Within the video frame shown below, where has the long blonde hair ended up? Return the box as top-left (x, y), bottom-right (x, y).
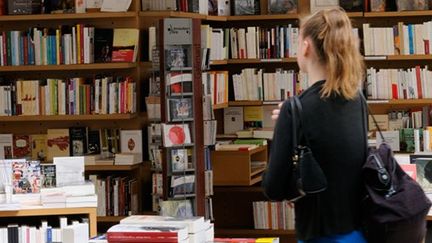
top-left (300, 8), bottom-right (364, 100)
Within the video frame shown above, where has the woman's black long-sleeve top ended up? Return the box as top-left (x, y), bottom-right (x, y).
top-left (262, 80), bottom-right (366, 241)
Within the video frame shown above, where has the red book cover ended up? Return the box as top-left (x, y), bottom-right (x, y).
top-left (400, 164), bottom-right (417, 180)
top-left (425, 40), bottom-right (430, 55)
top-left (391, 83), bottom-right (398, 99)
top-left (80, 25), bottom-right (84, 64)
top-left (415, 66), bottom-right (423, 99)
top-left (213, 72), bottom-right (217, 105)
top-left (107, 224), bottom-right (187, 242)
top-left (86, 85), bottom-right (91, 115)
top-left (13, 135), bottom-right (31, 159)
top-left (23, 34), bottom-right (28, 65)
top-left (2, 31), bottom-right (7, 65)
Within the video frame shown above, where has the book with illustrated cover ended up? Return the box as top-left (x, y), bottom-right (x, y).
top-left (168, 98), bottom-right (193, 121)
top-left (13, 135), bottom-right (31, 159)
top-left (41, 164), bottom-right (56, 188)
top-left (268, 0), bottom-right (297, 14)
top-left (120, 130), bottom-right (143, 155)
top-left (414, 157), bottom-right (432, 192)
top-left (87, 130), bottom-right (101, 155)
top-left (111, 28), bottom-right (139, 62)
top-left (165, 47), bottom-right (190, 69)
top-left (160, 199), bottom-right (194, 218)
top-left (12, 160), bottom-right (41, 193)
top-left (167, 73), bottom-right (193, 95)
top-left (94, 28), bottom-right (114, 63)
top-left (170, 175), bottom-right (195, 197)
top-left (69, 127), bottom-right (87, 156)
top-left (0, 134), bottom-right (13, 159)
top-left (162, 124), bottom-right (192, 147)
top-left (339, 0), bottom-right (363, 12)
top-left (232, 0), bottom-right (260, 15)
top-left (170, 149), bottom-right (191, 172)
top-left (31, 134), bottom-right (47, 162)
top-left (47, 129), bottom-right (70, 162)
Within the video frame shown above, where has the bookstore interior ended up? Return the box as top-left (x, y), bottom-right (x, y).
top-left (1, 0), bottom-right (432, 242)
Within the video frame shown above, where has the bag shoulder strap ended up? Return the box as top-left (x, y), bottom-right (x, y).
top-left (359, 92), bottom-right (384, 141)
top-left (290, 98), bottom-right (298, 152)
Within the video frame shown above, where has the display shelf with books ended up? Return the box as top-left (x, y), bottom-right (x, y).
top-left (0, 207), bottom-right (97, 237)
top-left (0, 12), bottom-right (138, 22)
top-left (158, 17), bottom-right (208, 218)
top-left (0, 114), bottom-right (137, 122)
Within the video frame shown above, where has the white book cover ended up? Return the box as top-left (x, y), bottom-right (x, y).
top-left (223, 107), bottom-right (244, 134)
top-left (53, 157), bottom-right (85, 187)
top-left (162, 124), bottom-right (192, 147)
top-left (376, 130), bottom-right (400, 151)
top-left (0, 134), bottom-right (13, 159)
top-left (62, 223), bottom-right (89, 243)
top-left (120, 130), bottom-right (143, 154)
top-left (101, 0), bottom-right (132, 12)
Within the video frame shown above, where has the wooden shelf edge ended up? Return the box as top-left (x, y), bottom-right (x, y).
top-left (0, 207), bottom-right (96, 217)
top-left (0, 113), bottom-right (137, 122)
top-left (0, 63), bottom-right (137, 72)
top-left (85, 162), bottom-right (144, 172)
top-left (227, 14), bottom-right (298, 21)
top-left (0, 12), bottom-right (137, 21)
top-left (213, 103), bottom-right (229, 110)
top-left (97, 216), bottom-right (127, 223)
top-left (367, 99), bottom-right (432, 105)
top-left (364, 10), bottom-right (432, 17)
top-left (229, 101), bottom-right (263, 106)
top-left (215, 228), bottom-right (296, 236)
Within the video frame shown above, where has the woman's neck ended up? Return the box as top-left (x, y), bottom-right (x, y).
top-left (307, 63), bottom-right (327, 87)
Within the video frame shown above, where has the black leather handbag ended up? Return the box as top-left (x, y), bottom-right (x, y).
top-left (286, 96), bottom-right (328, 202)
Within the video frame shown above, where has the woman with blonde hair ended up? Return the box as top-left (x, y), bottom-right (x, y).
top-left (262, 7), bottom-right (426, 243)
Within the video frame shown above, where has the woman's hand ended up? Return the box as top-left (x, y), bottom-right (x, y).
top-left (271, 102), bottom-right (283, 120)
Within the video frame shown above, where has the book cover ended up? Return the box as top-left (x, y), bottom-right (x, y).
top-left (41, 164), bottom-right (56, 188)
top-left (0, 159), bottom-right (15, 193)
top-left (31, 134), bottom-right (47, 162)
top-left (243, 106), bottom-right (263, 129)
top-left (94, 28), bottom-right (114, 63)
top-left (0, 134), bottom-right (13, 159)
top-left (8, 0), bottom-right (42, 15)
top-left (400, 163), bottom-right (417, 180)
top-left (223, 107), bottom-right (244, 134)
top-left (87, 130), bottom-right (101, 155)
top-left (12, 135), bottom-right (31, 159)
top-left (168, 98), bottom-right (193, 121)
top-left (69, 127), bottom-right (87, 156)
top-left (12, 160), bottom-right (41, 193)
top-left (268, 0), bottom-right (297, 14)
top-left (120, 130), bottom-right (143, 154)
top-left (165, 47), bottom-right (190, 69)
top-left (414, 157), bottom-right (432, 192)
top-left (232, 0), bottom-right (260, 15)
top-left (47, 0), bottom-right (74, 13)
top-left (111, 28), bottom-right (139, 62)
top-left (400, 128), bottom-right (415, 153)
top-left (47, 129), bottom-right (70, 162)
top-left (339, 0), bottom-right (363, 12)
top-left (170, 149), bottom-right (190, 172)
top-left (162, 124), bottom-right (192, 147)
top-left (160, 199), bottom-right (194, 218)
top-left (107, 224), bottom-right (188, 242)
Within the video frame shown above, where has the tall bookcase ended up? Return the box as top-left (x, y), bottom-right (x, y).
top-left (0, 0), bottom-right (159, 233)
top-left (142, 1), bottom-right (432, 242)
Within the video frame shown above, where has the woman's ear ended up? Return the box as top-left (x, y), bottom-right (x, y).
top-left (301, 39), bottom-right (311, 57)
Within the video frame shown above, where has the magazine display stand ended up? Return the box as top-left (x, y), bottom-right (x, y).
top-left (158, 18), bottom-right (206, 217)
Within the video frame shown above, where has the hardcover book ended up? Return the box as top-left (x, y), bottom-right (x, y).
top-left (168, 98), bottom-right (193, 121)
top-left (414, 157), bottom-right (432, 192)
top-left (69, 127), bottom-right (87, 156)
top-left (87, 130), bottom-right (101, 155)
top-left (111, 28), bottom-right (139, 62)
top-left (170, 149), bottom-right (191, 172)
top-left (12, 160), bottom-right (41, 193)
top-left (47, 129), bottom-right (70, 162)
top-left (165, 47), bottom-right (190, 69)
top-left (12, 135), bottom-right (31, 159)
top-left (31, 134), bottom-right (47, 162)
top-left (41, 164), bottom-right (56, 188)
top-left (0, 134), bottom-right (13, 159)
top-left (162, 124), bottom-right (192, 147)
top-left (8, 0), bottom-right (41, 15)
top-left (268, 0), bottom-right (297, 14)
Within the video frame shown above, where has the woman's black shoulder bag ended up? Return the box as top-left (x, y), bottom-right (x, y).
top-left (360, 93), bottom-right (431, 224)
top-left (286, 96), bottom-right (328, 202)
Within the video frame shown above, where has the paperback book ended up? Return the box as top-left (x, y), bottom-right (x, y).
top-left (12, 160), bottom-right (41, 194)
top-left (162, 124), bottom-right (192, 147)
top-left (41, 164), bottom-right (56, 188)
top-left (31, 134), bottom-right (47, 162)
top-left (165, 46), bottom-right (190, 70)
top-left (13, 135), bottom-right (31, 159)
top-left (268, 0), bottom-right (297, 14)
top-left (168, 98), bottom-right (193, 122)
top-left (170, 149), bottom-right (192, 172)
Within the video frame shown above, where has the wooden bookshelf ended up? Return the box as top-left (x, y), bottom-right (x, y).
top-left (364, 10), bottom-right (432, 18)
top-left (227, 14), bottom-right (298, 21)
top-left (0, 207), bottom-right (97, 237)
top-left (85, 163), bottom-right (144, 172)
top-left (216, 228), bottom-right (296, 236)
top-left (0, 113), bottom-right (137, 122)
top-left (210, 60), bottom-right (228, 66)
top-left (0, 12), bottom-right (137, 21)
top-left (140, 11), bottom-right (226, 21)
top-left (367, 99), bottom-right (432, 105)
top-left (97, 216), bottom-right (127, 223)
top-left (213, 103), bottom-right (229, 110)
top-left (0, 63), bottom-right (137, 72)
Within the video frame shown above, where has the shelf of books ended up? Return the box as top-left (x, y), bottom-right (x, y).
top-left (0, 207), bottom-right (97, 237)
top-left (140, 11), bottom-right (226, 21)
top-left (364, 10), bottom-right (432, 18)
top-left (0, 63), bottom-right (137, 72)
top-left (85, 163), bottom-right (143, 172)
top-left (0, 114), bottom-right (137, 122)
top-left (0, 12), bottom-right (137, 22)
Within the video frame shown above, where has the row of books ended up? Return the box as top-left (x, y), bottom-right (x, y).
top-left (223, 106), bottom-right (276, 134)
top-left (0, 220), bottom-right (88, 243)
top-left (0, 27), bottom-right (139, 66)
top-left (143, 0), bottom-right (298, 15)
top-left (153, 172), bottom-right (213, 200)
top-left (0, 128), bottom-right (142, 163)
top-left (229, 25), bottom-right (299, 60)
top-left (363, 21), bottom-right (432, 56)
top-left (232, 68), bottom-right (308, 101)
top-left (202, 71), bottom-right (229, 106)
top-left (369, 107), bottom-right (431, 132)
top-left (89, 174), bottom-right (139, 217)
top-left (366, 66), bottom-right (432, 100)
top-left (253, 201), bottom-right (295, 230)
top-left (0, 76), bottom-right (136, 116)
top-left (375, 128), bottom-right (432, 153)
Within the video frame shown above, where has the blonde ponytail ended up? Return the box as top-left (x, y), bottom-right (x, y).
top-left (301, 8), bottom-right (364, 100)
